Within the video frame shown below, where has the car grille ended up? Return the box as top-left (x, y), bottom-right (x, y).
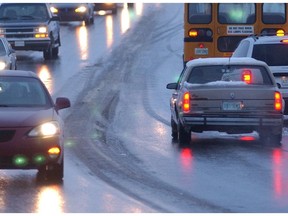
top-left (0, 130), bottom-right (15, 142)
top-left (4, 27), bottom-right (35, 39)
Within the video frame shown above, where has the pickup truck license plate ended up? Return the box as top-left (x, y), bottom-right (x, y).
top-left (15, 41), bottom-right (24, 47)
top-left (222, 101), bottom-right (242, 111)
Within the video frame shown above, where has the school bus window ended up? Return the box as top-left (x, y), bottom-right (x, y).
top-left (218, 3), bottom-right (255, 24)
top-left (188, 3), bottom-right (211, 24)
top-left (262, 3), bottom-right (285, 24)
top-left (218, 36), bottom-right (247, 52)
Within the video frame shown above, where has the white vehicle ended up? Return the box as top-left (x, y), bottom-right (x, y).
top-left (232, 35), bottom-right (288, 114)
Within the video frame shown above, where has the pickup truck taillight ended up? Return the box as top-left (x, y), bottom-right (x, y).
top-left (182, 92), bottom-right (190, 113)
top-left (274, 91), bottom-right (282, 111)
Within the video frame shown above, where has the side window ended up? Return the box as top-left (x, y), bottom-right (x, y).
top-left (178, 67), bottom-right (191, 89)
top-left (233, 40), bottom-right (250, 57)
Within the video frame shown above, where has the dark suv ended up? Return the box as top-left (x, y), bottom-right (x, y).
top-left (0, 3), bottom-right (61, 60)
top-left (232, 35), bottom-right (288, 114)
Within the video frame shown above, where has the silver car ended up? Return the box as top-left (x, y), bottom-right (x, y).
top-left (166, 57), bottom-right (283, 145)
top-left (0, 37), bottom-right (17, 70)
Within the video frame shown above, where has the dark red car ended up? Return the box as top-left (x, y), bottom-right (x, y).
top-left (0, 70), bottom-right (70, 181)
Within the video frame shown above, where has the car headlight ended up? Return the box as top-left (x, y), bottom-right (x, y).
top-left (50, 6), bottom-right (58, 13)
top-left (28, 121), bottom-right (60, 137)
top-left (34, 26), bottom-right (48, 38)
top-left (75, 6), bottom-right (87, 13)
top-left (0, 28), bottom-right (5, 36)
top-left (35, 26), bottom-right (48, 33)
top-left (0, 61), bottom-right (7, 70)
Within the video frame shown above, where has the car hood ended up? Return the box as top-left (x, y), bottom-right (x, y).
top-left (0, 107), bottom-right (56, 127)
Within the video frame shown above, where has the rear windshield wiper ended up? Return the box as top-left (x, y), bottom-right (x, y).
top-left (0, 104), bottom-right (9, 107)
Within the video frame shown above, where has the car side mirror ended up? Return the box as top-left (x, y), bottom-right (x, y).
top-left (55, 97), bottom-right (71, 110)
top-left (51, 16), bottom-right (60, 21)
top-left (166, 83), bottom-right (177, 90)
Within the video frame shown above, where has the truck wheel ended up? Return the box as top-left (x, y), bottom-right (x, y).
top-left (171, 117), bottom-right (178, 139)
top-left (52, 47), bottom-right (59, 58)
top-left (178, 121), bottom-right (191, 145)
top-left (259, 129), bottom-right (282, 146)
top-left (43, 46), bottom-right (52, 60)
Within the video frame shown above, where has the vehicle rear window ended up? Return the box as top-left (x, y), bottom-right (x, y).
top-left (187, 65), bottom-right (273, 85)
top-left (252, 44), bottom-right (288, 66)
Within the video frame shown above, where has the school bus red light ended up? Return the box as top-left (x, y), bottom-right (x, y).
top-left (199, 43), bottom-right (204, 48)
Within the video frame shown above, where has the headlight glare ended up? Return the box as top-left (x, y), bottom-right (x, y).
top-left (0, 61), bottom-right (7, 70)
top-left (50, 7), bottom-right (58, 13)
top-left (75, 6), bottom-right (87, 13)
top-left (38, 26), bottom-right (48, 33)
top-left (28, 121), bottom-right (60, 137)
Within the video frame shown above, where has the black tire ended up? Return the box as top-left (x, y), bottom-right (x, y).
top-left (85, 16), bottom-right (91, 25)
top-left (259, 130), bottom-right (282, 146)
top-left (178, 121), bottom-right (191, 145)
top-left (52, 47), bottom-right (59, 58)
top-left (43, 46), bottom-right (52, 60)
top-left (37, 159), bottom-right (64, 182)
top-left (171, 117), bottom-right (178, 139)
top-left (112, 8), bottom-right (117, 14)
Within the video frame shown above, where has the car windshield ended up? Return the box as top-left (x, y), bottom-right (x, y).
top-left (252, 44), bottom-right (288, 66)
top-left (0, 77), bottom-right (50, 107)
top-left (186, 65), bottom-right (273, 85)
top-left (0, 3), bottom-right (48, 21)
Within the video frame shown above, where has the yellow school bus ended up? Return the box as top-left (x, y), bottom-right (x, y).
top-left (184, 3), bottom-right (288, 64)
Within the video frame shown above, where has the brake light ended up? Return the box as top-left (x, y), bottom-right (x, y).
top-left (274, 91), bottom-right (282, 111)
top-left (281, 39), bottom-right (288, 43)
top-left (182, 92), bottom-right (190, 113)
top-left (242, 70), bottom-right (252, 84)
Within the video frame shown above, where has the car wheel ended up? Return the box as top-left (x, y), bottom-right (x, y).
top-left (171, 117), bottom-right (178, 139)
top-left (259, 130), bottom-right (282, 146)
top-left (37, 159), bottom-right (64, 182)
top-left (90, 15), bottom-right (94, 24)
top-left (85, 17), bottom-right (91, 25)
top-left (177, 121), bottom-right (191, 145)
top-left (43, 47), bottom-right (52, 60)
top-left (52, 47), bottom-right (59, 58)
top-left (112, 8), bottom-right (117, 14)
